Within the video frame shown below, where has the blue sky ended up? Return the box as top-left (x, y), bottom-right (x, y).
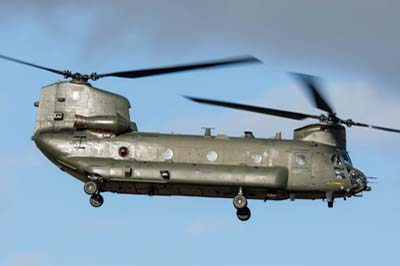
top-left (1, 1), bottom-right (400, 266)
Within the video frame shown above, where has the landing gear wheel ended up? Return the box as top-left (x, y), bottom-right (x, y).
top-left (84, 181), bottom-right (98, 195)
top-left (328, 201), bottom-right (334, 208)
top-left (233, 194), bottom-right (247, 209)
top-left (236, 207), bottom-right (251, 221)
top-left (90, 194), bottom-right (104, 208)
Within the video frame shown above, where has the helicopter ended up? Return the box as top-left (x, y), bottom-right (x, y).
top-left (1, 54), bottom-right (399, 221)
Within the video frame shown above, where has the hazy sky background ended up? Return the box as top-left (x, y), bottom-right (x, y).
top-left (1, 1), bottom-right (400, 266)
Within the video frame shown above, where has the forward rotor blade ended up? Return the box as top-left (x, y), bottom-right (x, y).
top-left (343, 120), bottom-right (400, 133)
top-left (0, 54), bottom-right (67, 77)
top-left (370, 125), bottom-right (400, 133)
top-left (291, 73), bottom-right (334, 115)
top-left (95, 56), bottom-right (261, 79)
top-left (184, 96), bottom-right (320, 121)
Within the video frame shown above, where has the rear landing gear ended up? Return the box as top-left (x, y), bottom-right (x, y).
top-left (233, 188), bottom-right (251, 221)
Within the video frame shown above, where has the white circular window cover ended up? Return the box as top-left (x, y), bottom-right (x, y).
top-left (72, 91), bottom-right (81, 100)
top-left (163, 149), bottom-right (174, 160)
top-left (207, 151), bottom-right (218, 162)
top-left (251, 153), bottom-right (262, 164)
top-left (295, 154), bottom-right (307, 166)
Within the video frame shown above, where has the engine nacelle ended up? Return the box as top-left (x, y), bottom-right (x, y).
top-left (34, 81), bottom-right (133, 135)
top-left (294, 123), bottom-right (346, 149)
top-left (74, 113), bottom-right (131, 135)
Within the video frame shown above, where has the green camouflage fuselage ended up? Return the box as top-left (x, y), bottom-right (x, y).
top-left (33, 81), bottom-right (367, 201)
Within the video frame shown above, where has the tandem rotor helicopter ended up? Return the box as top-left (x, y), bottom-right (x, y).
top-left (1, 54), bottom-right (399, 221)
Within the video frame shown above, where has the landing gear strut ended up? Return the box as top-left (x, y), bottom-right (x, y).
top-left (326, 191), bottom-right (334, 208)
top-left (233, 188), bottom-right (251, 221)
top-left (84, 179), bottom-right (104, 208)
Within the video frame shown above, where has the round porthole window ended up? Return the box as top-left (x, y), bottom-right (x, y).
top-left (163, 149), bottom-right (174, 160)
top-left (251, 153), bottom-right (262, 164)
top-left (295, 154), bottom-right (307, 166)
top-left (119, 146), bottom-right (129, 157)
top-left (207, 151), bottom-right (218, 162)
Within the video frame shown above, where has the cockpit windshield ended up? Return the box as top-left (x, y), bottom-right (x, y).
top-left (341, 151), bottom-right (352, 166)
top-left (331, 151), bottom-right (353, 178)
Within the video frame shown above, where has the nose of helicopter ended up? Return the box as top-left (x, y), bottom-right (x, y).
top-left (350, 168), bottom-right (370, 193)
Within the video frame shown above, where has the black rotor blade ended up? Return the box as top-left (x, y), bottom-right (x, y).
top-left (184, 96), bottom-right (320, 121)
top-left (95, 55), bottom-right (261, 79)
top-left (291, 72), bottom-right (334, 115)
top-left (345, 120), bottom-right (400, 134)
top-left (370, 125), bottom-right (400, 133)
top-left (0, 54), bottom-right (67, 77)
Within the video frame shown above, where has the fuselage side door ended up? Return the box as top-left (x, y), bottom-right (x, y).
top-left (288, 150), bottom-right (312, 190)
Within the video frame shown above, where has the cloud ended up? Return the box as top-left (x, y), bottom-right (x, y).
top-left (0, 174), bottom-right (11, 195)
top-left (0, 151), bottom-right (41, 169)
top-left (2, 252), bottom-right (47, 266)
top-left (1, 1), bottom-right (400, 89)
top-left (0, 151), bottom-right (42, 202)
top-left (183, 216), bottom-right (230, 237)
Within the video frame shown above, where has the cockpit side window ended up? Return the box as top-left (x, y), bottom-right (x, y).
top-left (331, 154), bottom-right (346, 179)
top-left (331, 154), bottom-right (343, 167)
top-left (292, 152), bottom-right (310, 168)
top-left (342, 151), bottom-right (352, 166)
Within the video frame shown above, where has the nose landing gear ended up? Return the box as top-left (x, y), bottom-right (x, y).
top-left (233, 188), bottom-right (251, 221)
top-left (89, 193), bottom-right (104, 208)
top-left (233, 194), bottom-right (247, 209)
top-left (236, 206), bottom-right (251, 221)
top-left (84, 180), bottom-right (104, 208)
top-left (84, 181), bottom-right (98, 195)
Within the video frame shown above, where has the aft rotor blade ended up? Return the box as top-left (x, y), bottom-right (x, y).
top-left (95, 56), bottom-right (261, 79)
top-left (0, 54), bottom-right (68, 77)
top-left (291, 72), bottom-right (335, 115)
top-left (343, 119), bottom-right (400, 133)
top-left (184, 96), bottom-right (320, 121)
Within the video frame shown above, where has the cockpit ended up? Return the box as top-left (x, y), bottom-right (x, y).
top-left (331, 153), bottom-right (346, 179)
top-left (331, 151), bottom-right (367, 194)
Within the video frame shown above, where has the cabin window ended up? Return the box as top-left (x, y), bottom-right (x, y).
top-left (251, 153), bottom-right (262, 164)
top-left (72, 91), bottom-right (81, 101)
top-left (295, 154), bottom-right (307, 166)
top-left (163, 149), bottom-right (174, 160)
top-left (207, 151), bottom-right (218, 162)
top-left (119, 146), bottom-right (129, 157)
